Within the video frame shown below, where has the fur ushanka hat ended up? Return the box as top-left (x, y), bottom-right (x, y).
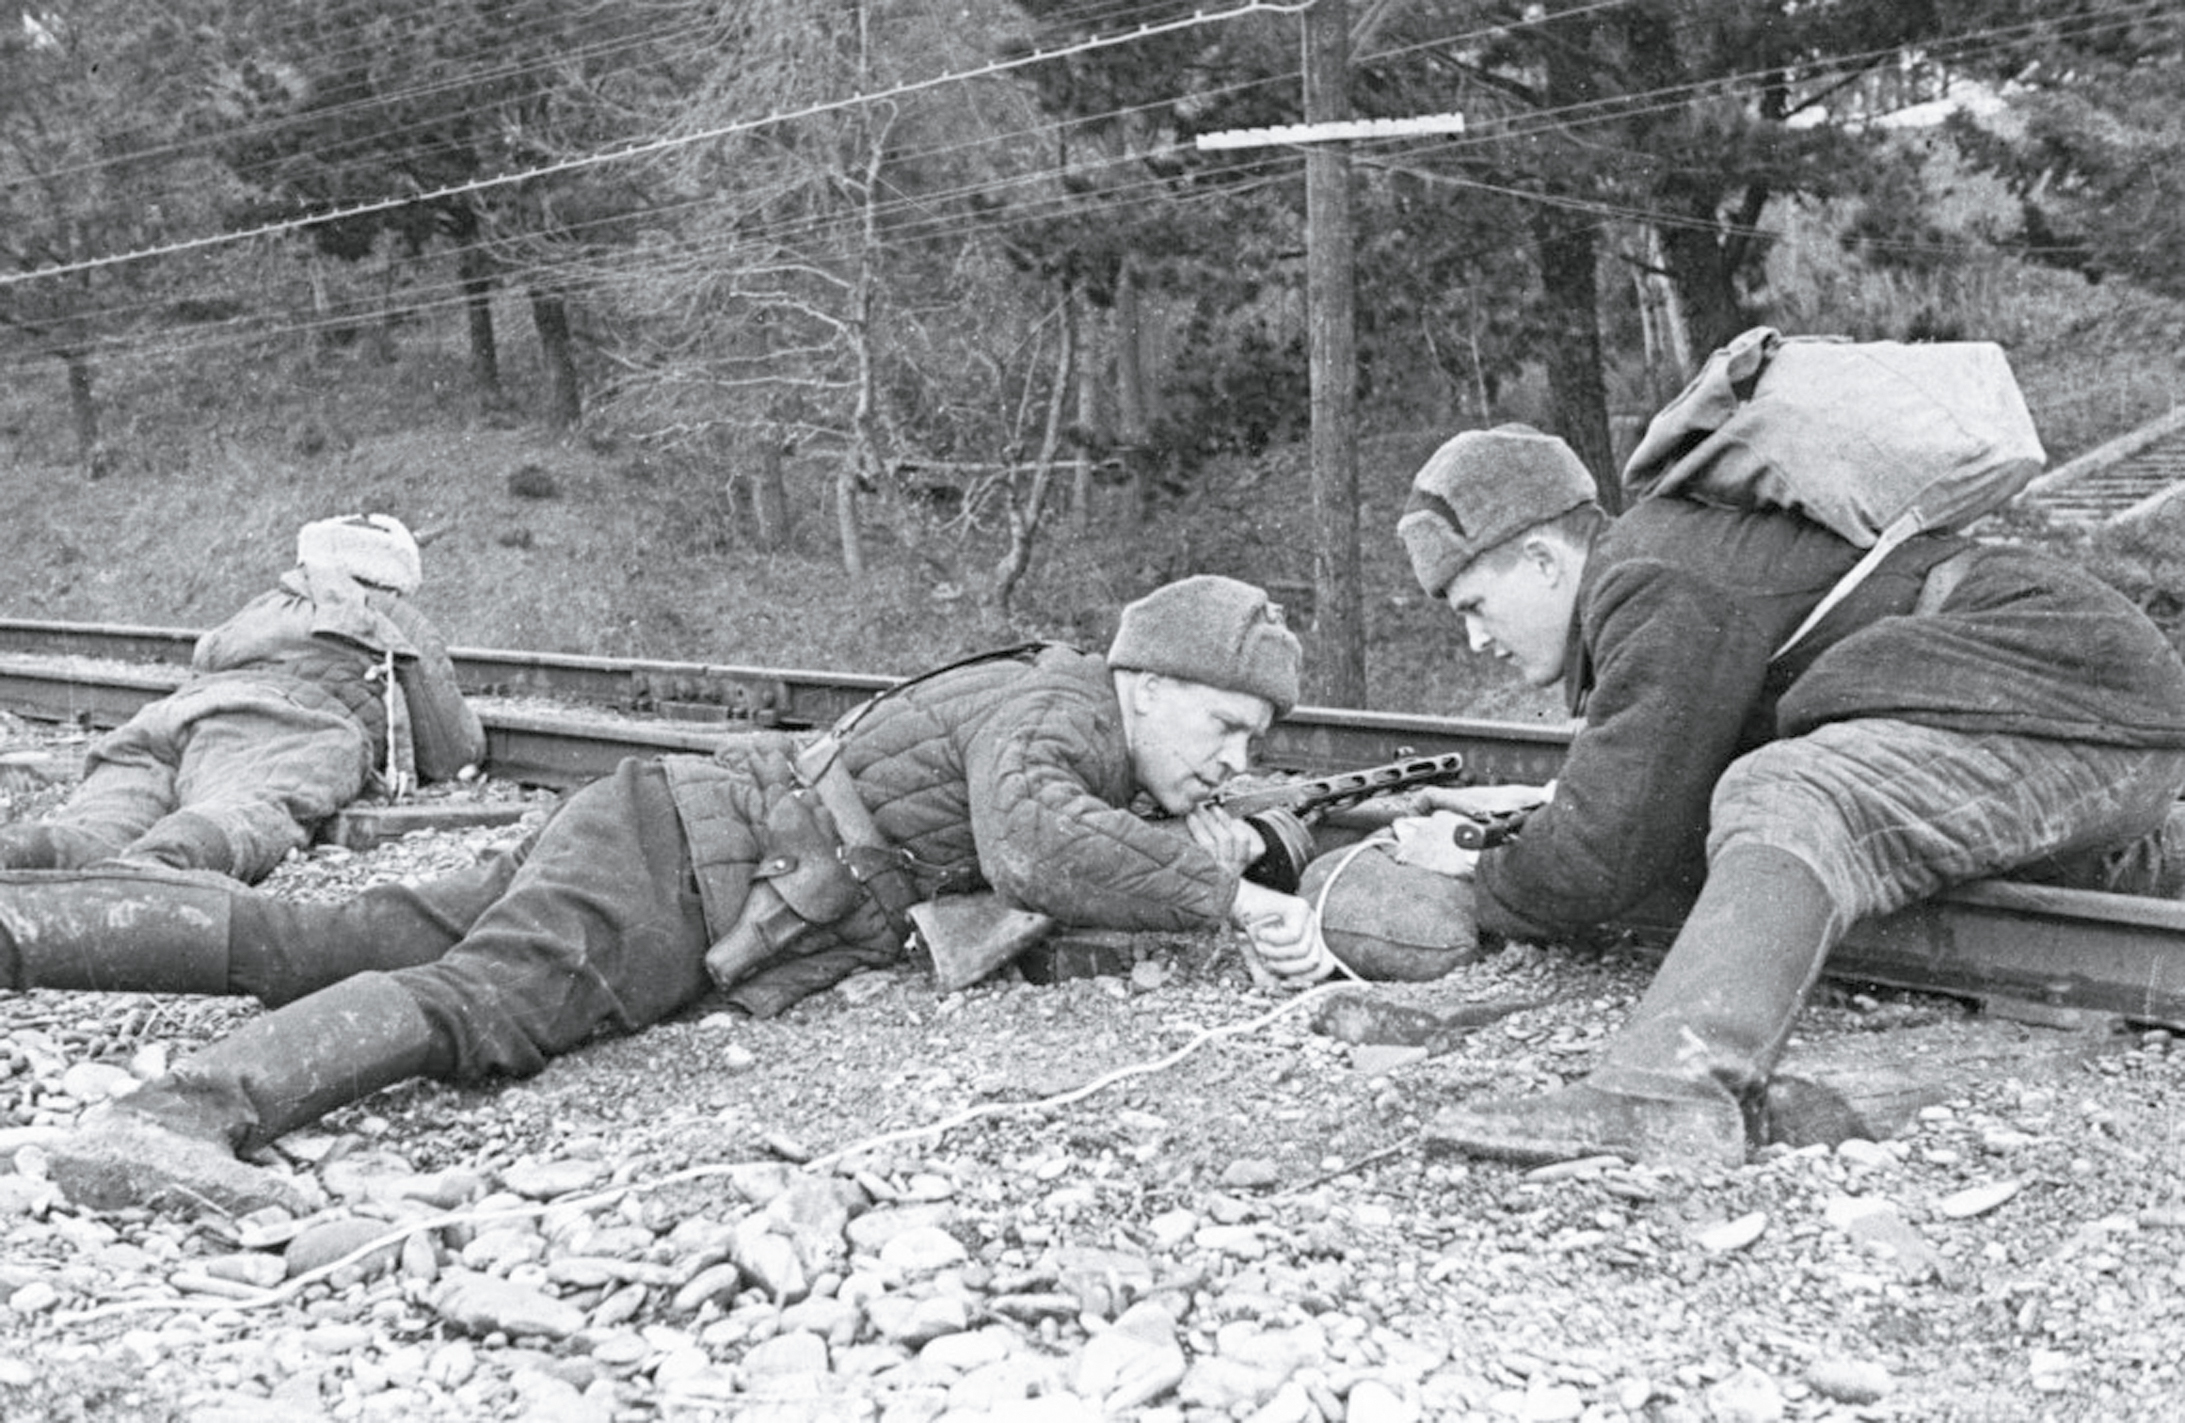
top-left (1108, 575), bottom-right (1302, 716)
top-left (1398, 424), bottom-right (1597, 598)
top-left (296, 514), bottom-right (422, 595)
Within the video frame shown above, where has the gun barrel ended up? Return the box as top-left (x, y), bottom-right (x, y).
top-left (1212, 751), bottom-right (1468, 820)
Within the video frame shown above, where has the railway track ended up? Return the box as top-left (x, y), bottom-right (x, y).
top-left (2, 616), bottom-right (2181, 1031)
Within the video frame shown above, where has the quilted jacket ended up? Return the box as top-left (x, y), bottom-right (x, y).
top-left (190, 565), bottom-right (484, 783)
top-left (662, 645), bottom-right (1241, 1001)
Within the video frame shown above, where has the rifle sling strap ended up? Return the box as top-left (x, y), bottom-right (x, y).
top-left (794, 734), bottom-right (925, 929)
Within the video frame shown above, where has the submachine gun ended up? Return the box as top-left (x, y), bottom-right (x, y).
top-left (1208, 751), bottom-right (1471, 890)
top-left (909, 751), bottom-right (1472, 991)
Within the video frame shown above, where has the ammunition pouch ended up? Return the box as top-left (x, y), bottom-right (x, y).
top-left (702, 738), bottom-right (926, 1015)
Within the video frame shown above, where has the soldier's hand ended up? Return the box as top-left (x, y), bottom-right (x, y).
top-left (1230, 881), bottom-right (1336, 988)
top-left (1186, 804), bottom-right (1263, 876)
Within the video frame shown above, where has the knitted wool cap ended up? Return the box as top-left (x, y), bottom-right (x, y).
top-left (295, 513), bottom-right (422, 595)
top-left (1397, 424), bottom-right (1597, 597)
top-left (1108, 575), bottom-right (1302, 716)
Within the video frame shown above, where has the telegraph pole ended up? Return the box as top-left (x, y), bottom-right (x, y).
top-left (1199, 7), bottom-right (1463, 709)
top-left (1301, 0), bottom-right (1364, 707)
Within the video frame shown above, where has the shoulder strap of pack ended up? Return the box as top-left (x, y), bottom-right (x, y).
top-left (1770, 512), bottom-right (1922, 662)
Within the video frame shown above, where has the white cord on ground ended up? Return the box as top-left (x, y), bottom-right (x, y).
top-left (1307, 833), bottom-right (1395, 987)
top-left (61, 975), bottom-right (1358, 1323)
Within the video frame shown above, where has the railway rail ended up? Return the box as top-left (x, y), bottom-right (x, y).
top-left (1, 616), bottom-right (2181, 1032)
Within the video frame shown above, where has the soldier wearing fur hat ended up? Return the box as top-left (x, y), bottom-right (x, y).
top-left (1383, 422), bottom-right (2185, 1171)
top-left (0, 514), bottom-right (482, 883)
top-left (6, 575), bottom-right (1328, 1215)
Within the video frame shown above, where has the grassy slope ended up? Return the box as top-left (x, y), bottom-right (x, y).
top-left (3, 247), bottom-right (2183, 721)
top-left (0, 322), bottom-right (1569, 718)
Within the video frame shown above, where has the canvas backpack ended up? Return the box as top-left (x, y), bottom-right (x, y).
top-left (1620, 325), bottom-right (2046, 656)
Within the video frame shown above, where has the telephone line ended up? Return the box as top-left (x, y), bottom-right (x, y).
top-left (2, 1), bottom-right (2157, 354)
top-left (13, 0), bottom-right (2142, 253)
top-left (0, 0), bottom-right (1309, 291)
top-left (15, 0), bottom-right (2164, 235)
top-left (12, 8), bottom-right (722, 188)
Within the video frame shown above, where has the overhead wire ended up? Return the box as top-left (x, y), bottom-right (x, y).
top-left (7, 0), bottom-right (2153, 280)
top-left (1, 0), bottom-right (2169, 377)
top-left (14, 0), bottom-right (2169, 255)
top-left (8, 0), bottom-right (1267, 198)
top-left (521, 1), bottom-right (2180, 277)
top-left (0, 0), bottom-right (1315, 291)
top-left (9, 2), bottom-right (730, 189)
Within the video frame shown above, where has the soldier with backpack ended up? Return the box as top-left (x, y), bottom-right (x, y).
top-left (1384, 333), bottom-right (2185, 1171)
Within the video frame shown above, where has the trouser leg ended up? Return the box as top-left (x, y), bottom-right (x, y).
top-left (160, 698), bottom-right (369, 883)
top-left (10, 724), bottom-right (180, 870)
top-left (385, 758), bottom-right (713, 1081)
top-left (2012, 800), bottom-right (2185, 899)
top-left (1727, 725), bottom-right (2185, 922)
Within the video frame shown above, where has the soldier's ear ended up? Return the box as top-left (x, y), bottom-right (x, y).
top-left (1522, 532), bottom-right (1580, 586)
top-left (1114, 668), bottom-right (1156, 718)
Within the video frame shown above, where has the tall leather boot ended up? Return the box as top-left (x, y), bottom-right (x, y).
top-left (1, 868), bottom-right (233, 996)
top-left (2, 850), bottom-right (518, 1006)
top-left (47, 972), bottom-right (452, 1217)
top-left (113, 811), bottom-right (242, 879)
top-left (0, 823), bottom-right (112, 871)
top-left (1427, 845), bottom-right (1841, 1170)
top-left (223, 849), bottom-right (520, 1005)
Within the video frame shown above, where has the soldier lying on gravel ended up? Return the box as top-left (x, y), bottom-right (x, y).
top-left (0, 514), bottom-right (483, 883)
top-left (3, 575), bottom-right (1334, 1216)
top-left (1386, 424), bottom-right (2185, 1171)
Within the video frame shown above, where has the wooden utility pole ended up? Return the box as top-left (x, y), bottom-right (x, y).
top-left (1302, 0), bottom-right (1365, 707)
top-left (1200, 16), bottom-right (1459, 709)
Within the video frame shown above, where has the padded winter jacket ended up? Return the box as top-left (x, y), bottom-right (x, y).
top-left (191, 565), bottom-right (485, 784)
top-left (661, 644), bottom-right (1242, 1007)
top-left (1474, 498), bottom-right (2185, 943)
